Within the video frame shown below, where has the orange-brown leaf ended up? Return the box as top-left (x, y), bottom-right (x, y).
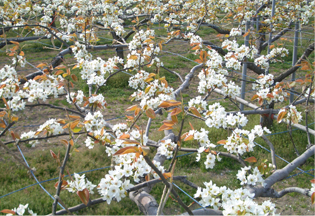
top-left (184, 134), bottom-right (194, 141)
top-left (71, 74), bottom-right (78, 82)
top-left (251, 94), bottom-right (259, 101)
top-left (114, 146), bottom-right (139, 155)
top-left (69, 115), bottom-right (81, 119)
top-left (60, 139), bottom-right (68, 146)
top-left (69, 139), bottom-right (74, 146)
top-left (9, 40), bottom-right (19, 45)
top-left (77, 188), bottom-right (90, 205)
top-left (158, 124), bottom-right (173, 131)
top-left (158, 100), bottom-right (181, 108)
top-left (189, 122), bottom-right (194, 130)
top-left (217, 140), bottom-right (227, 144)
top-left (189, 107), bottom-right (202, 117)
top-left (171, 107), bottom-right (182, 116)
top-left (1, 209), bottom-right (16, 214)
top-left (122, 139), bottom-right (140, 145)
top-left (10, 131), bottom-right (15, 140)
top-left (11, 115), bottom-right (18, 122)
top-left (126, 105), bottom-right (139, 112)
top-left (181, 132), bottom-right (189, 140)
top-left (36, 63), bottom-right (47, 68)
top-left (171, 115), bottom-right (178, 124)
top-left (244, 156), bottom-right (257, 163)
top-left (162, 120), bottom-right (175, 127)
top-left (70, 119), bottom-right (80, 129)
top-left (119, 133), bottom-right (130, 139)
top-left (50, 150), bottom-right (57, 159)
top-left (57, 119), bottom-right (66, 124)
top-left (0, 111), bottom-right (7, 117)
top-left (277, 110), bottom-right (287, 122)
top-left (146, 108), bottom-right (156, 119)
top-left (54, 180), bottom-right (68, 190)
top-left (125, 115), bottom-right (134, 120)
top-left (162, 172), bottom-right (172, 179)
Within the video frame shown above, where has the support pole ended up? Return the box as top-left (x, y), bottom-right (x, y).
top-left (266, 0), bottom-right (276, 75)
top-left (261, 0), bottom-right (276, 127)
top-left (290, 22), bottom-right (299, 103)
top-left (240, 21), bottom-right (250, 111)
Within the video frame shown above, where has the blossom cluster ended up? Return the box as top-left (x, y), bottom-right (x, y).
top-left (305, 87), bottom-right (315, 99)
top-left (130, 79), bottom-right (175, 110)
top-left (125, 29), bottom-right (162, 70)
top-left (20, 131), bottom-right (39, 147)
top-left (37, 119), bottom-right (64, 136)
top-left (23, 75), bottom-right (66, 103)
top-left (252, 74), bottom-right (289, 104)
top-left (204, 103), bottom-right (248, 129)
top-left (84, 111), bottom-right (106, 132)
top-left (194, 181), bottom-right (277, 215)
top-left (237, 166), bottom-right (264, 186)
top-left (66, 90), bottom-right (84, 105)
top-left (188, 96), bottom-right (207, 112)
top-left (277, 105), bottom-right (302, 124)
top-left (157, 139), bottom-right (177, 159)
top-left (80, 56), bottom-right (123, 86)
top-left (229, 28), bottom-right (242, 36)
top-left (98, 154), bottom-right (165, 204)
top-left (224, 126), bottom-right (270, 155)
top-left (88, 94), bottom-right (107, 108)
top-left (66, 173), bottom-right (96, 194)
top-left (254, 47), bottom-right (289, 69)
top-left (5, 204), bottom-right (36, 216)
top-left (128, 70), bottom-right (150, 90)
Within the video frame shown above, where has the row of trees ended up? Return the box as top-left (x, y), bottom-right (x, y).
top-left (0, 0), bottom-right (315, 215)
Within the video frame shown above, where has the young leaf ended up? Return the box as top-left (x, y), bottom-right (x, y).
top-left (123, 139), bottom-right (140, 145)
top-left (189, 107), bottom-right (202, 117)
top-left (126, 105), bottom-right (138, 112)
top-left (50, 150), bottom-right (57, 159)
top-left (277, 110), bottom-right (287, 123)
top-left (119, 133), bottom-right (130, 139)
top-left (60, 139), bottom-right (68, 146)
top-left (77, 188), bottom-right (90, 206)
top-left (158, 124), bottom-right (173, 131)
top-left (54, 180), bottom-right (68, 190)
top-left (36, 63), bottom-right (47, 68)
top-left (161, 172), bottom-right (172, 180)
top-left (217, 140), bottom-right (227, 144)
top-left (114, 146), bottom-right (139, 155)
top-left (69, 115), bottom-right (81, 119)
top-left (244, 157), bottom-right (257, 163)
top-left (1, 210), bottom-right (16, 215)
top-left (69, 139), bottom-right (74, 146)
top-left (189, 122), bottom-right (194, 130)
top-left (70, 119), bottom-right (80, 129)
top-left (146, 108), bottom-right (156, 119)
top-left (184, 134), bottom-right (194, 141)
top-left (170, 107), bottom-right (182, 116)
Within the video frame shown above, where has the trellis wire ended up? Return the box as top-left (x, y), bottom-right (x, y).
top-left (16, 144), bottom-right (65, 209)
top-left (172, 183), bottom-right (205, 209)
top-left (253, 141), bottom-right (315, 178)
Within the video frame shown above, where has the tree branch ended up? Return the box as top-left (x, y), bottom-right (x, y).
top-left (264, 145), bottom-right (315, 189)
top-left (274, 42), bottom-right (315, 82)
